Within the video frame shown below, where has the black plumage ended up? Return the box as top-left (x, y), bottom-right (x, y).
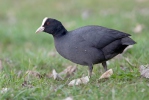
top-left (36, 18), bottom-right (136, 77)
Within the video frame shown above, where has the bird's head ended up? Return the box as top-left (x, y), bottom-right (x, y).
top-left (35, 17), bottom-right (66, 36)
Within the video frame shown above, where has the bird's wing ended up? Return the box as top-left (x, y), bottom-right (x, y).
top-left (77, 26), bottom-right (131, 49)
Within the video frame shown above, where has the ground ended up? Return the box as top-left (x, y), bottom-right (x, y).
top-left (0, 0), bottom-right (149, 100)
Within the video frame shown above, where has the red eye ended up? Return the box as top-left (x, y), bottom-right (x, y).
top-left (47, 22), bottom-right (50, 25)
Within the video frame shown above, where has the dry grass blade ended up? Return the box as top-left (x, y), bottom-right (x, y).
top-left (99, 69), bottom-right (113, 79)
top-left (25, 70), bottom-right (41, 81)
top-left (125, 58), bottom-right (136, 67)
top-left (46, 69), bottom-right (63, 80)
top-left (59, 66), bottom-right (77, 77)
top-left (52, 69), bottom-right (64, 80)
top-left (17, 71), bottom-right (23, 78)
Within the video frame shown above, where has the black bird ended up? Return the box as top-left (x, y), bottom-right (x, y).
top-left (36, 17), bottom-right (136, 77)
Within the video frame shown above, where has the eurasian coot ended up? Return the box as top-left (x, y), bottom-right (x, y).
top-left (36, 17), bottom-right (136, 77)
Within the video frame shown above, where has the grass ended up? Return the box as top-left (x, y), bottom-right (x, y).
top-left (0, 0), bottom-right (149, 99)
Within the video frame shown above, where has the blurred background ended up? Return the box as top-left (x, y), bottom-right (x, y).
top-left (0, 0), bottom-right (149, 99)
top-left (0, 0), bottom-right (149, 72)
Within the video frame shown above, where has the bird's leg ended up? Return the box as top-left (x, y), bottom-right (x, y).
top-left (88, 65), bottom-right (93, 78)
top-left (102, 61), bottom-right (107, 72)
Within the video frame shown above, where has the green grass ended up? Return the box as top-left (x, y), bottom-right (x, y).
top-left (0, 0), bottom-right (149, 100)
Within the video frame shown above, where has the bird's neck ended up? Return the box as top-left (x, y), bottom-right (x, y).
top-left (52, 25), bottom-right (68, 38)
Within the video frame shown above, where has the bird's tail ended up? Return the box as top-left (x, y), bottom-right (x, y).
top-left (121, 37), bottom-right (136, 45)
